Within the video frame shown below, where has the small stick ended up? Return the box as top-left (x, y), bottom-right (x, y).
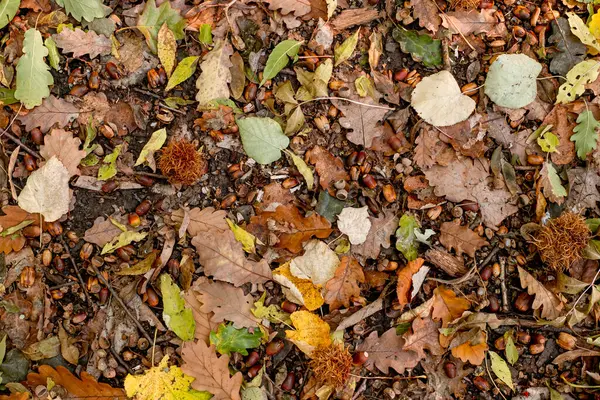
top-left (0, 129), bottom-right (41, 159)
top-left (133, 171), bottom-right (168, 180)
top-left (499, 257), bottom-right (509, 313)
top-left (89, 262), bottom-right (154, 343)
top-left (60, 237), bottom-right (93, 308)
top-left (110, 345), bottom-right (135, 375)
top-left (47, 280), bottom-right (78, 291)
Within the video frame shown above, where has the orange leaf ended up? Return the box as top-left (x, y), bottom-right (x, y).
top-left (402, 317), bottom-right (444, 360)
top-left (432, 286), bottom-right (470, 327)
top-left (305, 145), bottom-right (349, 193)
top-left (450, 330), bottom-right (488, 366)
top-left (26, 365), bottom-right (124, 400)
top-left (324, 256), bottom-right (365, 310)
top-left (396, 258), bottom-right (425, 308)
top-left (0, 393), bottom-right (29, 400)
top-left (0, 234), bottom-right (26, 254)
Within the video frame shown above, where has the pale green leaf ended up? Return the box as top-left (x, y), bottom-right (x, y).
top-left (45, 37), bottom-right (60, 71)
top-left (209, 323), bottom-right (263, 356)
top-left (262, 40), bottom-right (302, 85)
top-left (252, 292), bottom-right (292, 324)
top-left (537, 131), bottom-right (560, 153)
top-left (23, 336), bottom-right (60, 360)
top-left (489, 351), bottom-right (514, 390)
top-left (504, 333), bottom-right (519, 365)
top-left (334, 28), bottom-right (359, 66)
top-left (287, 150), bottom-right (314, 190)
top-left (15, 29), bottom-right (54, 109)
top-left (556, 60), bottom-right (600, 104)
top-left (0, 333), bottom-right (6, 364)
top-left (198, 24), bottom-right (212, 45)
top-left (160, 274), bottom-right (195, 341)
top-left (484, 54), bottom-right (542, 109)
top-left (163, 97), bottom-right (195, 109)
top-left (557, 271), bottom-right (589, 294)
top-left (0, 88), bottom-right (17, 105)
top-left (98, 144), bottom-right (122, 181)
top-left (285, 106), bottom-right (305, 135)
top-left (0, 220), bottom-right (33, 237)
top-left (572, 110), bottom-right (600, 159)
top-left (165, 56), bottom-right (199, 92)
top-left (236, 117), bottom-right (290, 164)
top-left (227, 218), bottom-right (257, 253)
top-left (54, 0), bottom-right (108, 22)
top-left (275, 81), bottom-right (297, 104)
top-left (568, 12), bottom-right (600, 53)
top-left (413, 228), bottom-right (435, 245)
top-left (326, 0), bottom-right (337, 19)
top-left (584, 239), bottom-right (600, 260)
top-left (355, 75), bottom-right (375, 98)
top-left (544, 162), bottom-right (567, 198)
top-left (101, 230), bottom-right (147, 255)
top-left (396, 214), bottom-right (419, 261)
top-left (196, 40), bottom-right (233, 105)
top-left (0, 0), bottom-right (19, 30)
top-left (137, 0), bottom-right (185, 53)
top-left (135, 128), bottom-right (166, 172)
top-left (157, 23), bottom-right (176, 77)
top-left (548, 384), bottom-right (565, 400)
top-left (586, 218), bottom-right (600, 233)
top-left (392, 28), bottom-right (442, 67)
top-left (242, 387), bottom-right (268, 400)
top-left (116, 252), bottom-right (157, 276)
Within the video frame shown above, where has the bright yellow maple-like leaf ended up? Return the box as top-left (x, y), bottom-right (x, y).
top-left (286, 310), bottom-right (331, 355)
top-left (124, 355), bottom-right (212, 400)
top-left (273, 263), bottom-right (324, 311)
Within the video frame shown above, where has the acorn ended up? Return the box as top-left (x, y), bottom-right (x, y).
top-left (556, 332), bottom-right (576, 350)
top-left (443, 361), bottom-right (456, 378)
top-left (353, 351), bottom-right (369, 365)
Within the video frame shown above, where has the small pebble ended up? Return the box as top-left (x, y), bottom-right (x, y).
top-left (401, 158), bottom-right (412, 166)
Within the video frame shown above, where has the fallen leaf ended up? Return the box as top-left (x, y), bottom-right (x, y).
top-left (356, 328), bottom-right (420, 374)
top-left (181, 339), bottom-right (243, 400)
top-left (411, 0), bottom-right (441, 33)
top-left (489, 351), bottom-right (514, 390)
top-left (262, 40), bottom-right (303, 84)
top-left (441, 9), bottom-right (497, 36)
top-left (52, 28), bottom-right (111, 58)
top-left (542, 105), bottom-right (576, 165)
top-left (290, 239), bottom-right (339, 285)
top-left (137, 0), bottom-right (185, 53)
top-left (567, 12), bottom-right (600, 53)
top-left (39, 128), bottom-right (86, 177)
top-left (334, 28), bottom-right (359, 66)
top-left (196, 40), bottom-right (233, 105)
top-left (396, 258), bottom-right (425, 308)
top-left (20, 0), bottom-right (51, 12)
top-left (450, 329), bottom-right (488, 365)
top-left (83, 216), bottom-right (125, 247)
top-left (194, 279), bottom-right (259, 329)
top-left (566, 168), bottom-right (600, 214)
top-left (158, 23), bottom-right (176, 77)
top-left (571, 110), bottom-right (600, 159)
top-left (539, 162), bottom-right (567, 204)
top-left (192, 230), bottom-right (272, 286)
top-left (285, 311), bottom-right (332, 355)
top-left (352, 210), bottom-right (399, 260)
top-left (101, 230), bottom-right (148, 255)
top-left (17, 157), bottom-right (70, 222)
top-left (17, 95), bottom-right (78, 133)
top-left (556, 60), bottom-right (600, 104)
top-left (251, 292), bottom-right (292, 325)
top-left (160, 274), bottom-right (195, 341)
top-left (273, 262), bottom-right (325, 311)
top-left (305, 145), bottom-right (349, 192)
top-left (324, 256), bottom-right (365, 310)
top-left (237, 117), bottom-right (290, 164)
top-left (184, 279), bottom-right (219, 344)
top-left (331, 94), bottom-right (389, 148)
top-left (548, 17), bottom-right (586, 77)
top-left (58, 325), bottom-right (79, 365)
top-left (432, 286), bottom-right (470, 327)
top-left (553, 349), bottom-right (600, 367)
top-left (227, 218), bottom-right (257, 253)
top-left (209, 323), bottom-right (263, 356)
top-left (402, 317), bottom-right (444, 359)
top-left (337, 206), bottom-right (371, 245)
top-left (135, 128), bottom-right (166, 172)
top-left (413, 124), bottom-right (448, 169)
top-left (172, 207), bottom-right (228, 237)
top-left (14, 28), bottom-right (53, 109)
top-left (23, 336), bottom-right (60, 360)
top-left (412, 71), bottom-right (475, 127)
top-left (368, 31), bottom-right (383, 69)
top-left (55, 0), bottom-right (108, 22)
top-left (392, 28), bottom-right (442, 68)
top-left (266, 0), bottom-right (311, 18)
top-left (518, 266), bottom-right (564, 320)
top-left (484, 54), bottom-right (542, 109)
top-left (439, 220), bottom-right (489, 258)
top-left (166, 56), bottom-right (200, 91)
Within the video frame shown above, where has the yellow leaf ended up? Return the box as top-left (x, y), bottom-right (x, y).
top-left (287, 150), bottom-right (314, 190)
top-left (124, 355), bottom-right (212, 400)
top-left (556, 60), bottom-right (600, 104)
top-left (135, 128), bottom-right (167, 172)
top-left (285, 310), bottom-right (331, 355)
top-left (273, 263), bottom-right (324, 311)
top-left (226, 218), bottom-right (257, 253)
top-left (116, 252), bottom-right (157, 275)
top-left (157, 23), bottom-right (176, 77)
top-left (101, 230), bottom-right (148, 254)
top-left (568, 12), bottom-right (600, 54)
top-left (590, 11), bottom-right (600, 40)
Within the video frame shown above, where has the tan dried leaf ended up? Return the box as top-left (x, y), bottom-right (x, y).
top-left (305, 145), bottom-right (349, 191)
top-left (20, 0), bottom-right (51, 12)
top-left (542, 105), bottom-right (576, 165)
top-left (518, 266), bottom-right (564, 319)
top-left (53, 28), bottom-right (111, 59)
top-left (402, 317), bottom-right (444, 359)
top-left (172, 207), bottom-right (228, 237)
top-left (181, 340), bottom-right (243, 400)
top-left (83, 216), bottom-right (124, 247)
top-left (352, 210), bottom-right (399, 260)
top-left (324, 256), bottom-right (365, 310)
top-left (183, 283), bottom-right (218, 344)
top-left (441, 9), bottom-right (497, 36)
top-left (439, 220), bottom-right (489, 258)
top-left (17, 95), bottom-right (79, 132)
top-left (331, 96), bottom-right (388, 148)
top-left (356, 328), bottom-right (420, 374)
top-left (196, 40), bottom-right (233, 105)
top-left (39, 129), bottom-right (86, 177)
top-left (414, 125), bottom-right (449, 169)
top-left (192, 230), bottom-right (272, 286)
top-left (411, 0), bottom-right (441, 33)
top-left (266, 0), bottom-right (311, 17)
top-left (194, 279), bottom-right (259, 329)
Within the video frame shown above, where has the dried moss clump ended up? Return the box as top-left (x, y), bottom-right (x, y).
top-left (158, 140), bottom-right (207, 185)
top-left (308, 343), bottom-right (352, 387)
top-left (533, 212), bottom-right (591, 270)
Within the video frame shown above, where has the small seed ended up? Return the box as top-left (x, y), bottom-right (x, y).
top-left (281, 301), bottom-right (298, 313)
top-left (244, 83), bottom-right (257, 102)
top-left (221, 194), bottom-right (237, 208)
top-left (336, 189), bottom-right (348, 200)
top-left (514, 5), bottom-right (531, 20)
top-left (532, 333), bottom-right (546, 345)
top-left (88, 71), bottom-right (100, 89)
top-left (247, 364), bottom-right (262, 378)
top-left (514, 292), bottom-right (532, 313)
top-left (138, 338), bottom-right (149, 350)
top-left (487, 295), bottom-right (500, 312)
top-left (489, 39), bottom-right (506, 47)
top-left (147, 68), bottom-right (162, 88)
top-left (281, 372), bottom-right (295, 391)
top-left (516, 330), bottom-right (531, 344)
top-left (145, 287), bottom-right (159, 307)
top-left (382, 184), bottom-right (397, 203)
top-left (282, 177), bottom-right (298, 189)
top-left (353, 351), bottom-right (369, 365)
top-left (394, 68), bottom-right (409, 82)
top-left (245, 351), bottom-right (260, 368)
top-left (105, 62), bottom-right (123, 80)
top-left (512, 26), bottom-right (526, 38)
top-left (30, 128), bottom-right (43, 145)
top-left (362, 174), bottom-right (377, 189)
top-left (24, 154), bottom-right (36, 171)
top-left (527, 154), bottom-right (544, 165)
top-left (80, 243), bottom-right (94, 260)
top-left (42, 249), bottom-right (52, 266)
top-left (495, 336), bottom-right (506, 350)
top-left (135, 199), bottom-right (152, 216)
top-left (98, 287), bottom-right (109, 305)
top-left (135, 175), bottom-right (155, 187)
top-left (461, 82), bottom-right (478, 95)
top-left (473, 376), bottom-right (490, 391)
top-left (72, 312), bottom-right (87, 324)
top-left (101, 180), bottom-right (118, 193)
top-left (387, 135), bottom-right (404, 152)
top-left (23, 225), bottom-right (41, 238)
top-left (480, 266), bottom-right (492, 281)
top-left (69, 84), bottom-right (89, 97)
top-left (20, 266), bottom-right (35, 287)
top-left (329, 80), bottom-right (345, 90)
top-left (443, 361), bottom-right (456, 378)
top-left (265, 339), bottom-right (284, 356)
top-left (128, 213), bottom-right (141, 228)
top-left (427, 205), bottom-right (442, 220)
top-left (557, 332), bottom-right (576, 350)
top-left (529, 343), bottom-right (545, 354)
top-left (313, 115), bottom-right (329, 132)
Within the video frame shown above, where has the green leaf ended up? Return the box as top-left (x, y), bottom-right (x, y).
top-left (251, 292), bottom-right (292, 324)
top-left (316, 191), bottom-right (345, 222)
top-left (198, 24), bottom-right (212, 45)
top-left (160, 274), bottom-right (196, 341)
top-left (261, 40), bottom-right (302, 85)
top-left (286, 150), bottom-right (314, 190)
top-left (236, 117), bottom-right (290, 164)
top-left (547, 383), bottom-right (565, 400)
top-left (101, 230), bottom-right (148, 255)
top-left (163, 97), bottom-right (195, 109)
top-left (396, 214), bottom-right (419, 261)
top-left (44, 37), bottom-right (60, 71)
top-left (489, 351), bottom-right (514, 390)
top-left (544, 162), bottom-right (567, 198)
top-left (137, 0), bottom-right (185, 54)
top-left (15, 29), bottom-right (54, 109)
top-left (567, 12), bottom-right (600, 53)
top-left (571, 110), bottom-right (600, 159)
top-left (0, 220), bottom-right (33, 237)
top-left (0, 0), bottom-right (19, 30)
top-left (354, 75), bottom-right (375, 98)
top-left (284, 106), bottom-right (305, 135)
top-left (98, 144), bottom-right (122, 181)
top-left (0, 334), bottom-right (6, 365)
top-left (227, 218), bottom-right (257, 253)
top-left (0, 88), bottom-right (17, 105)
top-left (275, 81), bottom-right (297, 104)
top-left (584, 239), bottom-right (600, 260)
top-left (503, 332), bottom-right (519, 365)
top-left (209, 323), bottom-right (263, 356)
top-left (556, 60), bottom-right (600, 104)
top-left (484, 54), bottom-right (542, 109)
top-left (392, 28), bottom-right (442, 68)
top-left (135, 128), bottom-right (166, 172)
top-left (587, 218), bottom-right (600, 233)
top-left (334, 28), bottom-right (359, 67)
top-left (165, 56), bottom-right (200, 92)
top-left (556, 271), bottom-right (589, 294)
top-left (537, 131), bottom-right (560, 153)
top-left (54, 0), bottom-right (108, 22)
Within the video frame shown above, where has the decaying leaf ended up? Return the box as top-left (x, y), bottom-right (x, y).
top-left (194, 279), bottom-right (259, 329)
top-left (172, 207), bottom-right (228, 237)
top-left (324, 256), bottom-right (365, 310)
top-left (337, 206), bottom-right (371, 245)
top-left (352, 210), bottom-right (399, 260)
top-left (305, 145), bottom-right (349, 191)
top-left (356, 328), bottom-right (420, 374)
top-left (439, 220), bottom-right (489, 258)
top-left (450, 329), bottom-right (488, 365)
top-left (397, 258), bottom-right (426, 308)
top-left (432, 286), bottom-right (470, 327)
top-left (285, 311), bottom-right (332, 355)
top-left (290, 239), bottom-right (339, 285)
top-left (135, 128), bottom-right (167, 172)
top-left (402, 317), bottom-right (444, 359)
top-left (331, 95), bottom-right (389, 148)
top-left (17, 95), bottom-right (79, 132)
top-left (39, 129), bottom-right (86, 177)
top-left (273, 262), bottom-right (325, 311)
top-left (518, 266), bottom-right (564, 320)
top-left (196, 40), bottom-right (233, 105)
top-left (15, 28), bottom-right (53, 109)
top-left (160, 274), bottom-right (195, 341)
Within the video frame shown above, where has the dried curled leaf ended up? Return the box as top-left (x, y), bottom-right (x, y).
top-left (518, 266), bottom-right (564, 319)
top-left (432, 286), bottom-right (470, 327)
top-left (273, 262), bottom-right (325, 311)
top-left (439, 220), bottom-right (489, 258)
top-left (39, 129), bottom-right (86, 177)
top-left (396, 258), bottom-right (425, 308)
top-left (356, 328), bottom-right (420, 374)
top-left (324, 256), bottom-right (365, 310)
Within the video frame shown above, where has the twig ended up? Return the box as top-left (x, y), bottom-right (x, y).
top-left (499, 257), bottom-right (509, 313)
top-left (0, 128), bottom-right (41, 159)
top-left (298, 96), bottom-right (396, 111)
top-left (110, 345), bottom-right (135, 375)
top-left (47, 280), bottom-right (78, 291)
top-left (514, 166), bottom-right (538, 170)
top-left (88, 262), bottom-right (154, 343)
top-left (352, 379), bottom-right (367, 400)
top-left (133, 171), bottom-right (168, 180)
top-left (60, 237), bottom-right (93, 309)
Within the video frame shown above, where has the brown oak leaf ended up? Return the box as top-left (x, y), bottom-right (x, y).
top-left (171, 207), bottom-right (228, 237)
top-left (17, 95), bottom-right (79, 133)
top-left (566, 168), bottom-right (600, 214)
top-left (543, 105), bottom-right (576, 165)
top-left (439, 220), bottom-right (489, 258)
top-left (256, 182), bottom-right (295, 213)
top-left (324, 256), bottom-right (365, 310)
top-left (183, 279), bottom-right (218, 344)
top-left (331, 96), bottom-right (389, 148)
top-left (441, 9), bottom-right (497, 36)
top-left (352, 210), bottom-right (399, 260)
top-left (181, 341), bottom-right (243, 400)
top-left (449, 328), bottom-right (488, 366)
top-left (414, 125), bottom-right (453, 169)
top-left (194, 279), bottom-right (260, 328)
top-left (421, 356), bottom-right (472, 399)
top-left (39, 129), bottom-right (86, 177)
top-left (83, 216), bottom-right (127, 247)
top-left (265, 0), bottom-right (311, 17)
top-left (26, 365), bottom-right (125, 400)
top-left (248, 204), bottom-right (333, 253)
top-left (432, 286), bottom-right (470, 327)
top-left (356, 328), bottom-right (420, 374)
top-left (411, 0), bottom-right (441, 33)
top-left (423, 157), bottom-right (489, 203)
top-left (192, 230), bottom-right (272, 286)
top-left (402, 317), bottom-right (444, 360)
top-left (396, 258), bottom-right (425, 308)
top-left (20, 0), bottom-right (51, 11)
top-left (53, 28), bottom-right (111, 59)
top-left (305, 146), bottom-right (349, 192)
top-left (518, 266), bottom-right (564, 319)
